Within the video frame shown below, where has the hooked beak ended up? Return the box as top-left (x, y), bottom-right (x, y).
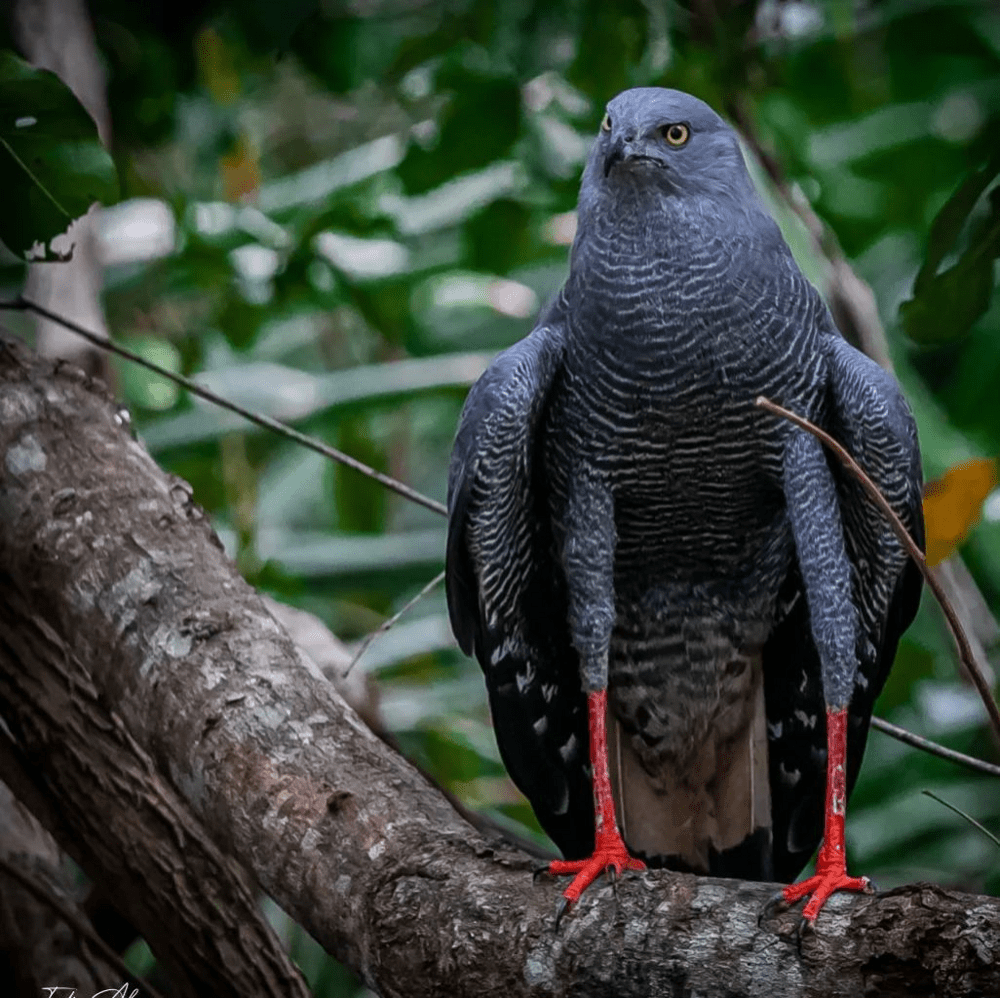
top-left (603, 136), bottom-right (665, 178)
top-left (603, 137), bottom-right (626, 178)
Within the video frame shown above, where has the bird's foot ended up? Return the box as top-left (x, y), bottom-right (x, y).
top-left (548, 831), bottom-right (645, 907)
top-left (777, 708), bottom-right (875, 925)
top-left (781, 866), bottom-right (873, 923)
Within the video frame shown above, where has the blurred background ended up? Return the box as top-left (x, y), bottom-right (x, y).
top-left (2, 0), bottom-right (999, 993)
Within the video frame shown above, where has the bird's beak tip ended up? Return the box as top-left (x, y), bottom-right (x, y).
top-left (603, 139), bottom-right (624, 178)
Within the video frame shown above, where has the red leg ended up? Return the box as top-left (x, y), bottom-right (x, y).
top-left (548, 688), bottom-right (645, 904)
top-left (782, 707), bottom-right (873, 921)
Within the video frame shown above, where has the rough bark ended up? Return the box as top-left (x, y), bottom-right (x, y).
top-left (0, 782), bottom-right (122, 993)
top-left (1, 333), bottom-right (998, 998)
top-left (0, 562), bottom-right (311, 993)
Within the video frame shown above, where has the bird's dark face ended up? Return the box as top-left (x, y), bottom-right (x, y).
top-left (584, 88), bottom-right (753, 205)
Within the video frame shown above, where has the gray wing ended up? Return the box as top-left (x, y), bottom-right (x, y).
top-left (765, 330), bottom-right (924, 882)
top-left (446, 313), bottom-right (594, 858)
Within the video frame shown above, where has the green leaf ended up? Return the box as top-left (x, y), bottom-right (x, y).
top-left (397, 72), bottom-right (522, 195)
top-left (914, 137), bottom-right (1000, 293)
top-left (258, 527), bottom-right (445, 585)
top-left (901, 185), bottom-right (1000, 344)
top-left (465, 198), bottom-right (534, 274)
top-left (115, 337), bottom-right (182, 411)
top-left (565, 0), bottom-right (651, 97)
top-left (291, 14), bottom-right (401, 93)
top-left (0, 51), bottom-right (119, 258)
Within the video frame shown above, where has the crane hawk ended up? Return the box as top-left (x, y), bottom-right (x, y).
top-left (446, 87), bottom-right (923, 921)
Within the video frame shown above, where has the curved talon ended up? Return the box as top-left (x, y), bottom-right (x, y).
top-left (548, 836), bottom-right (645, 907)
top-left (792, 914), bottom-right (812, 953)
top-left (532, 861), bottom-right (553, 883)
top-left (758, 889), bottom-right (789, 927)
top-left (554, 896), bottom-right (571, 930)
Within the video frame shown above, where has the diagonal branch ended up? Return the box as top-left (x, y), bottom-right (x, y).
top-left (0, 295), bottom-right (447, 516)
top-left (870, 716), bottom-right (1000, 779)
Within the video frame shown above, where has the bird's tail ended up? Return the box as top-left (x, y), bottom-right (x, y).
top-left (608, 659), bottom-right (773, 880)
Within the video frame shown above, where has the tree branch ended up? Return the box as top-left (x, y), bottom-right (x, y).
top-left (0, 781), bottom-right (123, 993)
top-left (0, 569), bottom-right (311, 997)
top-left (870, 717), bottom-right (1000, 779)
top-left (2, 342), bottom-right (999, 996)
top-left (0, 295), bottom-right (448, 516)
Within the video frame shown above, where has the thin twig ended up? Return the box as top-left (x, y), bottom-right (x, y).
top-left (922, 790), bottom-right (1000, 849)
top-left (0, 296), bottom-right (447, 517)
top-left (0, 853), bottom-right (166, 998)
top-left (756, 394), bottom-right (1000, 743)
top-left (871, 716), bottom-right (1000, 779)
top-left (344, 570), bottom-right (447, 677)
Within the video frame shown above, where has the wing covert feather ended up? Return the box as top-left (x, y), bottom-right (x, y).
top-left (446, 317), bottom-right (594, 858)
top-left (765, 331), bottom-right (924, 881)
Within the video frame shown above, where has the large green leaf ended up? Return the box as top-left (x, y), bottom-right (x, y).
top-left (901, 184), bottom-right (1000, 345)
top-left (257, 527), bottom-right (445, 584)
top-left (0, 51), bottom-right (119, 258)
top-left (900, 136), bottom-right (1000, 345)
top-left (397, 71), bottom-right (522, 195)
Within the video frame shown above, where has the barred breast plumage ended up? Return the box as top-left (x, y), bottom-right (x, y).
top-left (446, 86), bottom-right (923, 917)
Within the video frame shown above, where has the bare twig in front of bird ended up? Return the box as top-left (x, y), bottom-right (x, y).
top-left (756, 394), bottom-right (1000, 744)
top-left (4, 299), bottom-right (995, 778)
top-left (732, 95), bottom-right (1000, 700)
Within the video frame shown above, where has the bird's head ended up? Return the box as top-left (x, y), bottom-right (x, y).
top-left (580, 88), bottom-right (757, 213)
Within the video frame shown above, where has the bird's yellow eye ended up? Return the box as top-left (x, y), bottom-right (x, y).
top-left (663, 122), bottom-right (690, 146)
top-left (601, 113), bottom-right (612, 133)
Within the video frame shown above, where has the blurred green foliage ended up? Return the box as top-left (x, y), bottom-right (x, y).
top-left (0, 52), bottom-right (118, 257)
top-left (3, 1), bottom-right (1000, 993)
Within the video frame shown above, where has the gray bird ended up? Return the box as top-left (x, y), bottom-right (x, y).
top-left (446, 87), bottom-right (923, 920)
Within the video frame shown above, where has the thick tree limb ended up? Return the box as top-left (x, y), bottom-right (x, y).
top-left (0, 566), bottom-right (311, 995)
top-left (1, 335), bottom-right (999, 997)
top-left (0, 782), bottom-right (124, 993)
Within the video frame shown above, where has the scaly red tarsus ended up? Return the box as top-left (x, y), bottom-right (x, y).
top-left (782, 707), bottom-right (872, 921)
top-left (548, 688), bottom-right (645, 904)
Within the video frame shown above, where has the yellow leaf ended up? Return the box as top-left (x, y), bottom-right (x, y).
top-left (922, 457), bottom-right (999, 566)
top-left (220, 133), bottom-right (259, 203)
